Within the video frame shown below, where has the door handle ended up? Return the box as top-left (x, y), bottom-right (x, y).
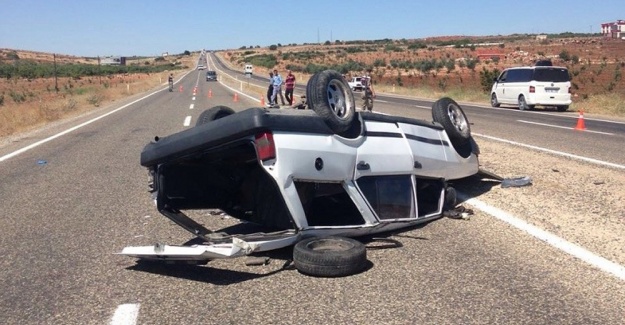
top-left (357, 161), bottom-right (370, 170)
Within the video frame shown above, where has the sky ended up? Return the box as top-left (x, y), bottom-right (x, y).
top-left (1, 0), bottom-right (623, 57)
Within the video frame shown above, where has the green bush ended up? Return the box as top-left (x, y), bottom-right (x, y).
top-left (479, 67), bottom-right (500, 93)
top-left (247, 54), bottom-right (278, 69)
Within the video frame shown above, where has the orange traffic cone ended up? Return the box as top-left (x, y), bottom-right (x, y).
top-left (233, 93), bottom-right (238, 102)
top-left (575, 109), bottom-right (586, 131)
top-left (260, 95), bottom-right (265, 106)
top-left (208, 89), bottom-right (212, 98)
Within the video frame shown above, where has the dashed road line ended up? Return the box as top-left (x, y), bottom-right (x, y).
top-left (110, 303), bottom-right (140, 325)
top-left (183, 116), bottom-right (192, 126)
top-left (517, 119), bottom-right (614, 135)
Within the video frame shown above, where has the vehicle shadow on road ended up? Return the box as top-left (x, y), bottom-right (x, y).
top-left (126, 251), bottom-right (296, 285)
top-left (451, 173), bottom-right (503, 203)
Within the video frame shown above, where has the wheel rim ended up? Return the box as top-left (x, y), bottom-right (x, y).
top-left (306, 238), bottom-right (355, 252)
top-left (446, 103), bottom-right (469, 134)
top-left (519, 96), bottom-right (526, 110)
top-left (491, 94), bottom-right (497, 106)
top-left (326, 79), bottom-right (352, 120)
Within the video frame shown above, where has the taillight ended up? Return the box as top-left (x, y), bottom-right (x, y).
top-left (529, 86), bottom-right (535, 93)
top-left (255, 131), bottom-right (276, 161)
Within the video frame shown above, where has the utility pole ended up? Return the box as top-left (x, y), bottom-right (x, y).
top-left (53, 53), bottom-right (58, 92)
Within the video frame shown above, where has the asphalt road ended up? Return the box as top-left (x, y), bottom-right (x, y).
top-left (0, 57), bottom-right (624, 325)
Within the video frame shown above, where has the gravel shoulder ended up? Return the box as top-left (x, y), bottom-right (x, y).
top-left (457, 137), bottom-right (625, 266)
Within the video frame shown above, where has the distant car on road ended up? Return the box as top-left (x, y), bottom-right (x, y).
top-left (347, 77), bottom-right (364, 91)
top-left (244, 64), bottom-right (253, 75)
top-left (205, 70), bottom-right (217, 81)
top-left (197, 64), bottom-right (206, 70)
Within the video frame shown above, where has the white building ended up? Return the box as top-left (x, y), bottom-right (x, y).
top-left (601, 20), bottom-right (625, 39)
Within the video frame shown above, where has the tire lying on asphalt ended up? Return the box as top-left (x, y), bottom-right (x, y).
top-left (196, 105), bottom-right (235, 127)
top-left (431, 97), bottom-right (473, 157)
top-left (293, 236), bottom-right (367, 277)
top-left (306, 70), bottom-right (356, 134)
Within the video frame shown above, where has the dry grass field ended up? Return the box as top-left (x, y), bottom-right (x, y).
top-left (1, 35), bottom-right (624, 139)
top-left (0, 50), bottom-right (195, 137)
top-left (224, 35), bottom-right (625, 116)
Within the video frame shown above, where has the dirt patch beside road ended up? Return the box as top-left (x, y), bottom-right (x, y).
top-left (458, 138), bottom-right (625, 266)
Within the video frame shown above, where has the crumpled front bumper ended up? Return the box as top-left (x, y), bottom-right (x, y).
top-left (119, 235), bottom-right (300, 261)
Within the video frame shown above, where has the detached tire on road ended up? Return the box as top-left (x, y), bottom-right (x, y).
top-left (293, 236), bottom-right (367, 277)
top-left (196, 105), bottom-right (235, 126)
top-left (306, 70), bottom-right (356, 134)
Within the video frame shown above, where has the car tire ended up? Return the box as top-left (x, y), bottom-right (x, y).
top-left (490, 93), bottom-right (500, 107)
top-left (444, 186), bottom-right (457, 210)
top-left (557, 105), bottom-right (569, 112)
top-left (306, 70), bottom-right (356, 134)
top-left (518, 95), bottom-right (529, 111)
top-left (196, 105), bottom-right (235, 127)
top-left (293, 236), bottom-right (367, 277)
top-left (432, 97), bottom-right (471, 148)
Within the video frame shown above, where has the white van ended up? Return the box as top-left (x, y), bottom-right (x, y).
top-left (490, 66), bottom-right (572, 111)
top-left (244, 64), bottom-right (253, 75)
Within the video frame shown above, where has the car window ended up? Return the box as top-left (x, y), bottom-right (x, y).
top-left (357, 175), bottom-right (415, 220)
top-left (533, 68), bottom-right (570, 82)
top-left (294, 181), bottom-right (365, 227)
top-left (506, 69), bottom-right (532, 82)
top-left (498, 70), bottom-right (508, 81)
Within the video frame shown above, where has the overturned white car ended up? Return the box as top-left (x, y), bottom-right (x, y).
top-left (120, 70), bottom-right (480, 277)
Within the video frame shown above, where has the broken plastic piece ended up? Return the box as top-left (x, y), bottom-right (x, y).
top-left (245, 256), bottom-right (270, 266)
top-left (501, 176), bottom-right (532, 188)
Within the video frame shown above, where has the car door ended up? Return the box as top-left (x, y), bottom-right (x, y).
top-left (354, 120), bottom-right (414, 179)
top-left (494, 70), bottom-right (509, 103)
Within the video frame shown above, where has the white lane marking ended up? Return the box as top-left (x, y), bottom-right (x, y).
top-left (189, 104), bottom-right (194, 109)
top-left (473, 133), bottom-right (625, 170)
top-left (0, 70), bottom-right (194, 163)
top-left (110, 303), bottom-right (140, 325)
top-left (219, 81), bottom-right (260, 103)
top-left (517, 120), bottom-right (614, 135)
top-left (462, 197), bottom-right (625, 282)
top-left (192, 96), bottom-right (196, 101)
top-left (183, 116), bottom-right (192, 126)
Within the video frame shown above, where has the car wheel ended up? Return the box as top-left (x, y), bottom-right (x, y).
top-left (196, 105), bottom-right (235, 127)
top-left (306, 70), bottom-right (356, 134)
top-left (557, 105), bottom-right (569, 112)
top-left (444, 186), bottom-right (457, 210)
top-left (293, 236), bottom-right (367, 277)
top-left (432, 97), bottom-right (471, 146)
top-left (518, 95), bottom-right (529, 111)
top-left (490, 93), bottom-right (500, 107)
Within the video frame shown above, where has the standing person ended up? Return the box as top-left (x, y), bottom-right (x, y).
top-left (266, 72), bottom-right (274, 106)
top-left (168, 73), bottom-right (174, 92)
top-left (361, 70), bottom-right (376, 111)
top-left (284, 70), bottom-right (296, 105)
top-left (270, 69), bottom-right (283, 107)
